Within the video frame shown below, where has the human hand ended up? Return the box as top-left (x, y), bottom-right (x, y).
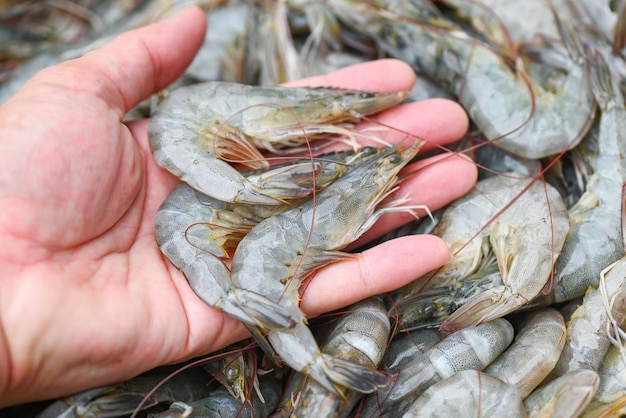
top-left (0, 7), bottom-right (475, 407)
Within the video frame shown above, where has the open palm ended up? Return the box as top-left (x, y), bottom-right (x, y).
top-left (0, 7), bottom-right (474, 407)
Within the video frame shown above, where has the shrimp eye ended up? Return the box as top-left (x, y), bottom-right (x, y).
top-left (389, 154), bottom-right (401, 163)
top-left (359, 92), bottom-right (375, 99)
top-left (421, 304), bottom-right (435, 319)
top-left (361, 146), bottom-right (376, 155)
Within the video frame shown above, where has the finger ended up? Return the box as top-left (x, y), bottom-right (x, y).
top-left (355, 99), bottom-right (469, 153)
top-left (41, 6), bottom-right (206, 114)
top-left (353, 152), bottom-right (477, 246)
top-left (299, 234), bottom-right (450, 317)
top-left (285, 59), bottom-right (417, 92)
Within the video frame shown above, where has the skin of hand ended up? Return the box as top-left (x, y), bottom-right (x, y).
top-left (0, 7), bottom-right (475, 407)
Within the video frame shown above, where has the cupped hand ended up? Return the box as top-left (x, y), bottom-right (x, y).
top-left (0, 7), bottom-right (475, 407)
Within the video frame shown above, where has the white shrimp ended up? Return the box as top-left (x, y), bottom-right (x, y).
top-left (148, 81), bottom-right (406, 204)
top-left (229, 142), bottom-right (423, 395)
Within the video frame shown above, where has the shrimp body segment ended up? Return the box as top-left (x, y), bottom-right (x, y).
top-left (148, 81), bottom-right (407, 204)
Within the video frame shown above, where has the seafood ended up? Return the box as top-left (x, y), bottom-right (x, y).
top-left (535, 48), bottom-right (626, 305)
top-left (359, 328), bottom-right (443, 418)
top-left (524, 369), bottom-right (599, 418)
top-left (36, 366), bottom-right (214, 418)
top-left (395, 264), bottom-right (501, 331)
top-left (402, 369), bottom-right (527, 418)
top-left (148, 81), bottom-right (407, 204)
top-left (484, 308), bottom-right (566, 398)
top-left (395, 174), bottom-right (569, 333)
top-left (582, 343), bottom-right (626, 417)
top-left (153, 181), bottom-right (294, 330)
top-left (548, 256), bottom-right (626, 380)
top-left (360, 5), bottom-right (596, 159)
top-left (275, 297), bottom-right (391, 417)
top-left (153, 148), bottom-right (381, 328)
top-left (361, 318), bottom-right (514, 417)
top-left (148, 374), bottom-right (283, 418)
top-left (229, 142), bottom-right (423, 394)
top-left (203, 341), bottom-right (259, 402)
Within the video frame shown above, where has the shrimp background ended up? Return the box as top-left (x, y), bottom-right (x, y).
top-left (3, 0), bottom-right (626, 417)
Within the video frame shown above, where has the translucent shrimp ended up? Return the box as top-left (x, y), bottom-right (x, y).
top-left (153, 149), bottom-right (380, 329)
top-left (582, 343), bottom-right (626, 418)
top-left (275, 297), bottom-right (391, 418)
top-left (148, 81), bottom-right (407, 204)
top-left (524, 369), bottom-right (599, 418)
top-left (359, 5), bottom-right (596, 159)
top-left (229, 142), bottom-right (423, 395)
top-left (396, 174), bottom-right (569, 333)
top-left (534, 48), bottom-right (626, 305)
top-left (402, 370), bottom-right (527, 418)
top-left (484, 308), bottom-right (566, 398)
top-left (361, 318), bottom-right (514, 417)
top-left (548, 256), bottom-right (626, 380)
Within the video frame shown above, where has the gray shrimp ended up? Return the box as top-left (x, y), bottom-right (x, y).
top-left (484, 308), bottom-right (566, 398)
top-left (361, 318), bottom-right (514, 417)
top-left (229, 142), bottom-right (423, 395)
top-left (276, 297), bottom-right (391, 418)
top-left (402, 370), bottom-right (527, 418)
top-left (148, 81), bottom-right (406, 204)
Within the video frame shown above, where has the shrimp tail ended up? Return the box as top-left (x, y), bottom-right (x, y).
top-left (309, 354), bottom-right (391, 395)
top-left (439, 286), bottom-right (527, 334)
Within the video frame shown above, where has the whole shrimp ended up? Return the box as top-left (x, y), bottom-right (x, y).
top-left (395, 174), bottom-right (569, 333)
top-left (355, 3), bottom-right (596, 159)
top-left (229, 142), bottom-right (423, 395)
top-left (153, 149), bottom-right (379, 328)
top-left (148, 81), bottom-right (406, 204)
top-left (534, 48), bottom-right (626, 305)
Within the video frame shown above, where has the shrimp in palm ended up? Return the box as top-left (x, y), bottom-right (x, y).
top-left (148, 81), bottom-right (407, 204)
top-left (229, 142), bottom-right (423, 395)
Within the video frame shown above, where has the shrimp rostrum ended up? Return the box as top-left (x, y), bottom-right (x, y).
top-left (148, 81), bottom-right (407, 204)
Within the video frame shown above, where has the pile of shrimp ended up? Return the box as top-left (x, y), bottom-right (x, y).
top-left (4, 1), bottom-right (626, 417)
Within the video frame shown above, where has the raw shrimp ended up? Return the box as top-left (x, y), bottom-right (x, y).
top-left (154, 182), bottom-right (296, 331)
top-left (548, 256), bottom-right (626, 380)
top-left (395, 264), bottom-right (501, 331)
top-left (274, 297), bottom-right (391, 418)
top-left (360, 6), bottom-right (596, 159)
top-left (524, 369), bottom-right (599, 418)
top-left (582, 343), bottom-right (626, 417)
top-left (402, 369), bottom-right (527, 418)
top-left (153, 148), bottom-right (382, 329)
top-left (229, 142), bottom-right (423, 395)
top-left (148, 81), bottom-right (407, 204)
top-left (359, 328), bottom-right (443, 418)
top-left (148, 374), bottom-right (283, 418)
top-left (484, 308), bottom-right (566, 398)
top-left (37, 366), bottom-right (215, 418)
top-left (361, 318), bottom-right (514, 417)
top-left (535, 48), bottom-right (626, 305)
top-left (396, 175), bottom-right (569, 333)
